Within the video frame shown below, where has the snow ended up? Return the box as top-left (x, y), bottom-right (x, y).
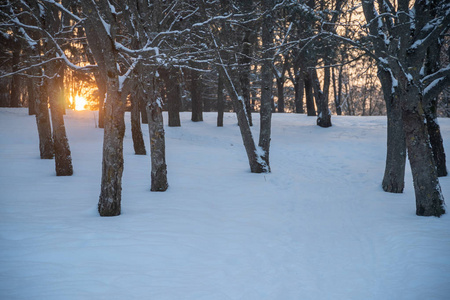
top-left (1, 108), bottom-right (450, 300)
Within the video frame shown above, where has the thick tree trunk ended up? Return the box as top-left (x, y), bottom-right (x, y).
top-left (378, 70), bottom-right (406, 193)
top-left (304, 73), bottom-right (316, 116)
top-left (98, 79), bottom-right (125, 216)
top-left (294, 71), bottom-right (304, 113)
top-left (382, 99), bottom-right (406, 193)
top-left (35, 79), bottom-right (54, 159)
top-left (190, 68), bottom-right (203, 122)
top-left (47, 62), bottom-right (73, 176)
top-left (276, 78), bottom-right (285, 113)
top-left (130, 92), bottom-right (146, 155)
top-left (146, 84), bottom-right (168, 191)
top-left (403, 106), bottom-right (445, 217)
top-left (217, 71), bottom-right (224, 127)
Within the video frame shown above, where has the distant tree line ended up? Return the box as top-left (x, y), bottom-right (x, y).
top-left (1, 0), bottom-right (449, 217)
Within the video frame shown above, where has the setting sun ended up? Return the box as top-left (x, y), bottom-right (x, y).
top-left (73, 95), bottom-right (88, 111)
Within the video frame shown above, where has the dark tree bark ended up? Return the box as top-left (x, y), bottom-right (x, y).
top-left (47, 61), bottom-right (73, 176)
top-left (10, 44), bottom-right (21, 107)
top-left (424, 42), bottom-right (447, 177)
top-left (190, 67), bottom-right (203, 122)
top-left (304, 72), bottom-right (316, 116)
top-left (129, 88), bottom-right (146, 155)
top-left (217, 71), bottom-right (224, 127)
top-left (294, 70), bottom-right (304, 113)
top-left (140, 97), bottom-right (148, 124)
top-left (35, 78), bottom-right (54, 159)
top-left (311, 69), bottom-right (331, 127)
top-left (27, 76), bottom-right (36, 115)
top-left (403, 103), bottom-right (445, 217)
top-left (275, 77), bottom-right (285, 113)
top-left (160, 68), bottom-right (181, 127)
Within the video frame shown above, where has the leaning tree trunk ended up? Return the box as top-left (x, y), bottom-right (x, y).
top-left (146, 78), bottom-right (168, 191)
top-left (425, 100), bottom-right (447, 177)
top-left (47, 62), bottom-right (73, 176)
top-left (35, 78), bottom-right (54, 159)
top-left (403, 103), bottom-right (445, 217)
top-left (130, 90), bottom-right (146, 155)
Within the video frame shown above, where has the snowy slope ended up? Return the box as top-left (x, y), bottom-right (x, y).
top-left (1, 108), bottom-right (449, 300)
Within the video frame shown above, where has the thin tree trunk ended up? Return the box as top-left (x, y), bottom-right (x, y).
top-left (217, 71), bottom-right (224, 127)
top-left (28, 76), bottom-right (36, 115)
top-left (276, 78), bottom-right (285, 113)
top-left (294, 71), bottom-right (304, 113)
top-left (10, 45), bottom-right (21, 107)
top-left (140, 97), bottom-right (148, 124)
top-left (304, 72), bottom-right (316, 116)
top-left (130, 91), bottom-right (146, 155)
top-left (190, 67), bottom-right (203, 122)
top-left (35, 78), bottom-right (54, 159)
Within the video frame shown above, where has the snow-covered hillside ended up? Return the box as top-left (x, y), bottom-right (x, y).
top-left (1, 108), bottom-right (449, 300)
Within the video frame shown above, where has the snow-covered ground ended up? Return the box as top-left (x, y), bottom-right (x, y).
top-left (1, 108), bottom-right (449, 300)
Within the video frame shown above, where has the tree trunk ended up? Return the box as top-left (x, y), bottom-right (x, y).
top-left (311, 68), bottom-right (332, 127)
top-left (403, 105), bottom-right (445, 217)
top-left (146, 79), bottom-right (168, 191)
top-left (294, 71), bottom-right (304, 113)
top-left (425, 101), bottom-right (447, 177)
top-left (130, 91), bottom-right (146, 155)
top-left (276, 78), bottom-right (285, 113)
top-left (304, 73), bottom-right (316, 116)
top-left (98, 78), bottom-right (125, 216)
top-left (258, 0), bottom-right (274, 172)
top-left (239, 30), bottom-right (254, 126)
top-left (161, 68), bottom-right (181, 127)
top-left (27, 76), bottom-right (36, 115)
top-left (35, 78), bottom-right (54, 159)
top-left (217, 71), bottom-right (224, 127)
top-left (10, 45), bottom-right (21, 107)
top-left (47, 62), bottom-right (73, 176)
top-left (382, 97), bottom-right (406, 193)
top-left (190, 68), bottom-right (203, 122)
top-left (140, 97), bottom-right (148, 124)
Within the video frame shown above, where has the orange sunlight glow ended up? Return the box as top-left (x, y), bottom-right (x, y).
top-left (73, 95), bottom-right (88, 111)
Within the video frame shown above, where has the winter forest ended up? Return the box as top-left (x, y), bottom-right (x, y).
top-left (1, 0), bottom-right (450, 299)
